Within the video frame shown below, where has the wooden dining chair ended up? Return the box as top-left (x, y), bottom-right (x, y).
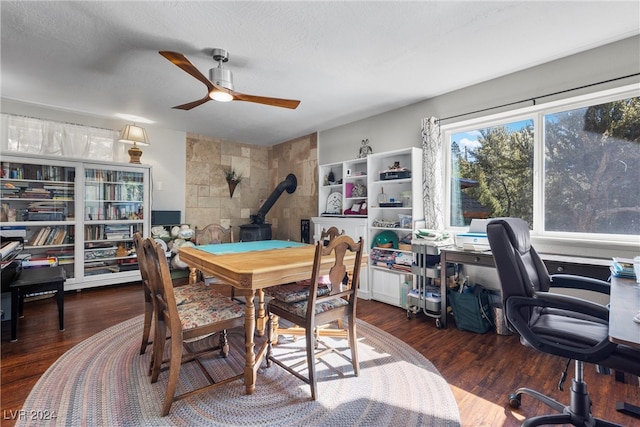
top-left (134, 233), bottom-right (222, 357)
top-left (194, 223), bottom-right (233, 247)
top-left (319, 226), bottom-right (343, 245)
top-left (266, 227), bottom-right (347, 340)
top-left (142, 237), bottom-right (245, 416)
top-left (193, 223), bottom-right (243, 300)
top-left (265, 234), bottom-right (364, 400)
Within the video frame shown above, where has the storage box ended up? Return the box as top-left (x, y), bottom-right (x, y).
top-left (407, 290), bottom-right (441, 313)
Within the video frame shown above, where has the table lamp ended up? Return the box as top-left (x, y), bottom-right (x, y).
top-left (119, 124), bottom-right (150, 164)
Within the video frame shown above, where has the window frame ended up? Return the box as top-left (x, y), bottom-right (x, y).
top-left (440, 83), bottom-right (640, 253)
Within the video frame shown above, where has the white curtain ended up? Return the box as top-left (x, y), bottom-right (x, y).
top-left (421, 117), bottom-right (443, 230)
top-left (1, 114), bottom-right (118, 161)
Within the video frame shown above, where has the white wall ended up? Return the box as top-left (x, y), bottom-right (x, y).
top-left (319, 36), bottom-right (640, 164)
top-left (0, 99), bottom-right (187, 222)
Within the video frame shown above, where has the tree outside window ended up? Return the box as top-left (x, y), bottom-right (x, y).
top-left (544, 98), bottom-right (640, 235)
top-left (450, 120), bottom-right (534, 227)
top-left (447, 95), bottom-right (640, 237)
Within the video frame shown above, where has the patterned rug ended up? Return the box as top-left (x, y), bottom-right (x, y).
top-left (17, 316), bottom-right (460, 426)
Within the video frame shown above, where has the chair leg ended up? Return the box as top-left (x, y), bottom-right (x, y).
top-left (306, 325), bottom-right (317, 400)
top-left (162, 334), bottom-right (183, 416)
top-left (150, 318), bottom-right (167, 383)
top-left (140, 288), bottom-right (154, 355)
top-left (55, 284), bottom-right (64, 331)
top-left (271, 315), bottom-right (279, 345)
top-left (511, 361), bottom-right (624, 427)
top-left (266, 314), bottom-right (273, 367)
top-left (219, 330), bottom-right (229, 357)
top-left (347, 315), bottom-right (359, 376)
top-left (10, 288), bottom-right (19, 342)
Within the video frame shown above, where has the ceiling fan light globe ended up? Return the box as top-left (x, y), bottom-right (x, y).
top-left (209, 90), bottom-right (233, 102)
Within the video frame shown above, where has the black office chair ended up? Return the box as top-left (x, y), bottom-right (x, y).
top-left (486, 217), bottom-right (640, 427)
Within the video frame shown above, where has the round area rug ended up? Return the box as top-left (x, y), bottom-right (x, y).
top-left (17, 316), bottom-right (460, 426)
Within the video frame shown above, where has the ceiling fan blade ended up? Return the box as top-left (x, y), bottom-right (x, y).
top-left (159, 51), bottom-right (214, 92)
top-left (160, 50), bottom-right (300, 110)
top-left (232, 91), bottom-right (301, 110)
top-left (172, 94), bottom-right (212, 111)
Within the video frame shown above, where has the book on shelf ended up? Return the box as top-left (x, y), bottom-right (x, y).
top-left (106, 234), bottom-right (129, 240)
top-left (44, 228), bottom-right (58, 245)
top-left (34, 227), bottom-right (50, 246)
top-left (29, 228), bottom-right (43, 245)
top-left (55, 229), bottom-right (68, 245)
top-left (22, 257), bottom-right (58, 268)
top-left (611, 257), bottom-right (636, 278)
top-left (45, 248), bottom-right (73, 264)
top-left (21, 188), bottom-right (52, 199)
top-left (0, 225), bottom-right (27, 238)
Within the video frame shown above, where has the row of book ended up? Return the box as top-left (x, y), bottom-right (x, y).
top-left (0, 185), bottom-right (73, 200)
top-left (85, 183), bottom-right (143, 202)
top-left (85, 169), bottom-right (143, 183)
top-left (30, 227), bottom-right (69, 246)
top-left (85, 205), bottom-right (142, 221)
top-left (85, 224), bottom-right (139, 241)
top-left (2, 164), bottom-right (74, 182)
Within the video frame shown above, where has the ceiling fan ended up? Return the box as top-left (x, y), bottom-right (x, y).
top-left (159, 49), bottom-right (300, 110)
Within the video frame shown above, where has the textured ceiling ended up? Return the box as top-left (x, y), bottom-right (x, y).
top-left (1, 1), bottom-right (639, 146)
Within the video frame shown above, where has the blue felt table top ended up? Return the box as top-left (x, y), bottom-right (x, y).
top-left (196, 240), bottom-right (307, 255)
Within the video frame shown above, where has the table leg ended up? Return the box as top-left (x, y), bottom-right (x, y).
top-left (188, 267), bottom-right (198, 284)
top-left (243, 289), bottom-right (257, 395)
top-left (255, 289), bottom-right (266, 337)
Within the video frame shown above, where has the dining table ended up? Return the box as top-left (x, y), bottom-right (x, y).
top-left (178, 239), bottom-right (365, 395)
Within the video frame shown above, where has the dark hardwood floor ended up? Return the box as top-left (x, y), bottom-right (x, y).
top-left (2, 282), bottom-right (639, 426)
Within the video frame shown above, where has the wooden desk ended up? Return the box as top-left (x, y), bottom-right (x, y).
top-left (609, 275), bottom-right (640, 349)
top-left (608, 275), bottom-right (640, 416)
top-left (438, 248), bottom-right (614, 329)
top-left (439, 248), bottom-right (495, 329)
top-left (178, 241), bottom-right (362, 395)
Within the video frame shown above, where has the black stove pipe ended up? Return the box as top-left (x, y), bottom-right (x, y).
top-left (250, 173), bottom-right (297, 224)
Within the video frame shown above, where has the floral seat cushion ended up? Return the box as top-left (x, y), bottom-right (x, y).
top-left (267, 277), bottom-right (332, 303)
top-left (177, 294), bottom-right (245, 330)
top-left (269, 296), bottom-right (349, 318)
top-left (173, 282), bottom-right (225, 306)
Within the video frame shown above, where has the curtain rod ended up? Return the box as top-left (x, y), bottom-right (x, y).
top-left (436, 72), bottom-right (640, 123)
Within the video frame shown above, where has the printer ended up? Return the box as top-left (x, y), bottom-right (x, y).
top-left (454, 219), bottom-right (490, 251)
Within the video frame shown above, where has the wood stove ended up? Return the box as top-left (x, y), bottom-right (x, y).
top-left (239, 174), bottom-right (297, 242)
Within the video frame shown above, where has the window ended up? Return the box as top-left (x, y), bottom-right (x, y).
top-left (1, 114), bottom-right (118, 161)
top-left (543, 100), bottom-right (640, 235)
top-left (450, 119), bottom-right (534, 227)
top-left (443, 85), bottom-right (640, 242)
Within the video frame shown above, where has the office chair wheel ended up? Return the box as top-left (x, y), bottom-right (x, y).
top-left (508, 393), bottom-right (521, 409)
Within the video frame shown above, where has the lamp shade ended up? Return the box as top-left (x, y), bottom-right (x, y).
top-left (118, 124), bottom-right (150, 146)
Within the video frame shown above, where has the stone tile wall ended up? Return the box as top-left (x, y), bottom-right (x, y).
top-left (185, 132), bottom-right (318, 242)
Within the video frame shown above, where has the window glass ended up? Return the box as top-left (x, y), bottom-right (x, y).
top-left (450, 120), bottom-right (534, 227)
top-left (3, 114), bottom-right (117, 161)
top-left (544, 98), bottom-right (640, 235)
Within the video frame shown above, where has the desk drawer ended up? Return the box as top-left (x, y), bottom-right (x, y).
top-left (444, 251), bottom-right (495, 268)
top-left (543, 260), bottom-right (610, 281)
